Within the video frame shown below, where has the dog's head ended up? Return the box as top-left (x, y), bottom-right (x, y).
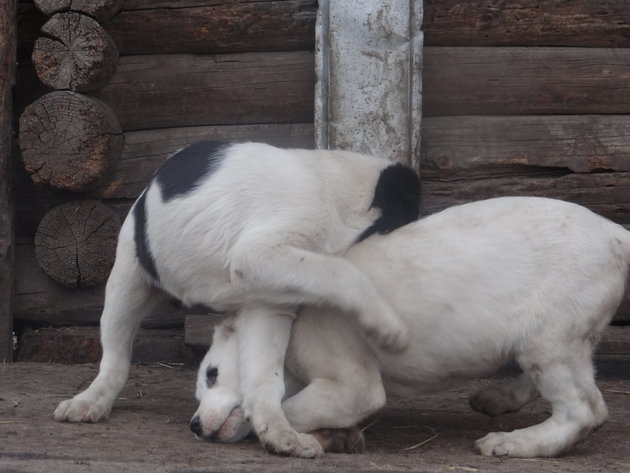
top-left (189, 319), bottom-right (253, 442)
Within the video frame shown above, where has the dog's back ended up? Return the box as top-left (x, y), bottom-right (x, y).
top-left (294, 197), bottom-right (630, 394)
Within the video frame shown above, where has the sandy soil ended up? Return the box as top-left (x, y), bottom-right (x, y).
top-left (1, 362), bottom-right (629, 473)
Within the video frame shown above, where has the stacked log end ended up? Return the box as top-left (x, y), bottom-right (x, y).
top-left (19, 91), bottom-right (122, 192)
top-left (33, 12), bottom-right (118, 92)
top-left (34, 201), bottom-right (119, 288)
top-left (19, 0), bottom-right (124, 291)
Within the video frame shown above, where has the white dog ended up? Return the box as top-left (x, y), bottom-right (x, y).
top-left (53, 142), bottom-right (421, 457)
top-left (192, 196), bottom-right (630, 458)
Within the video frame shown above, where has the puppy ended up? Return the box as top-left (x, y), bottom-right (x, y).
top-left (192, 196), bottom-right (630, 458)
top-left (54, 141), bottom-right (421, 457)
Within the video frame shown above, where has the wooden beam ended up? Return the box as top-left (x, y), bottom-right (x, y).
top-left (424, 0), bottom-right (630, 47)
top-left (422, 115), bottom-right (630, 176)
top-left (0, 0), bottom-right (16, 362)
top-left (421, 171), bottom-right (630, 224)
top-left (423, 47), bottom-right (630, 116)
top-left (104, 0), bottom-right (317, 55)
top-left (92, 51), bottom-right (315, 131)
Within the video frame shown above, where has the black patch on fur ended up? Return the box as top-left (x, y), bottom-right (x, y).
top-left (133, 191), bottom-right (160, 283)
top-left (357, 163), bottom-right (421, 242)
top-left (156, 141), bottom-right (227, 201)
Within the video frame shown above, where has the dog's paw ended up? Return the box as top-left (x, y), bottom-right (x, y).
top-left (475, 431), bottom-right (538, 458)
top-left (259, 427), bottom-right (324, 459)
top-left (362, 309), bottom-right (409, 353)
top-left (310, 428), bottom-right (365, 454)
top-left (53, 395), bottom-right (111, 423)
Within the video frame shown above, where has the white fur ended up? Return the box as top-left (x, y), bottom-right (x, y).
top-left (54, 143), bottom-right (414, 458)
top-left (193, 196), bottom-right (630, 458)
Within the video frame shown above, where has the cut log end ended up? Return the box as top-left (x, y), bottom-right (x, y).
top-left (34, 0), bottom-right (124, 22)
top-left (33, 12), bottom-right (119, 92)
top-left (34, 201), bottom-right (120, 288)
top-left (19, 90), bottom-right (123, 192)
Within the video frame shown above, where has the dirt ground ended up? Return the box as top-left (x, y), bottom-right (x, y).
top-left (1, 362), bottom-right (629, 473)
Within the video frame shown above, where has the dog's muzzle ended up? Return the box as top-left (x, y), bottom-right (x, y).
top-left (190, 415), bottom-right (219, 441)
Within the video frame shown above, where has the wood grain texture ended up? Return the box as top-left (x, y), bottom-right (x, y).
top-left (93, 51), bottom-right (315, 131)
top-left (422, 115), bottom-right (630, 176)
top-left (34, 0), bottom-right (123, 22)
top-left (104, 0), bottom-right (317, 55)
top-left (16, 326), bottom-right (196, 364)
top-left (33, 12), bottom-right (118, 92)
top-left (424, 0), bottom-right (630, 47)
top-left (423, 47), bottom-right (630, 116)
top-left (34, 201), bottom-right (119, 288)
top-left (97, 123), bottom-right (314, 199)
top-left (19, 91), bottom-right (123, 191)
top-left (0, 0), bottom-right (16, 361)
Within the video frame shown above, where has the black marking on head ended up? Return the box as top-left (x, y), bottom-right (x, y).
top-left (357, 163), bottom-right (421, 242)
top-left (133, 190), bottom-right (160, 283)
top-left (156, 141), bottom-right (227, 201)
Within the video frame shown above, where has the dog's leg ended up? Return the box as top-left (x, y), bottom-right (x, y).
top-left (54, 245), bottom-right (161, 423)
top-left (469, 373), bottom-right (539, 417)
top-left (281, 376), bottom-right (386, 434)
top-left (230, 240), bottom-right (407, 351)
top-left (475, 342), bottom-right (607, 457)
top-left (235, 307), bottom-right (324, 458)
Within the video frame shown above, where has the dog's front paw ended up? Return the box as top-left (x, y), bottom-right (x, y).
top-left (259, 427), bottom-right (324, 458)
top-left (310, 428), bottom-right (365, 454)
top-left (362, 308), bottom-right (409, 353)
top-left (475, 431), bottom-right (538, 458)
top-left (54, 394), bottom-right (111, 423)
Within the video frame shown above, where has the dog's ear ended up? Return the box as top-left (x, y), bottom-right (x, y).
top-left (357, 163), bottom-right (421, 242)
top-left (219, 319), bottom-right (236, 338)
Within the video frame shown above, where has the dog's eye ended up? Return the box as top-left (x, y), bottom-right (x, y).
top-left (206, 366), bottom-right (218, 387)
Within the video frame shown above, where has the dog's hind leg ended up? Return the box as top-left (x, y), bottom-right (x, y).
top-left (469, 373), bottom-right (539, 417)
top-left (54, 239), bottom-right (163, 423)
top-left (235, 307), bottom-right (324, 458)
top-left (230, 239), bottom-right (407, 351)
top-left (475, 341), bottom-right (607, 457)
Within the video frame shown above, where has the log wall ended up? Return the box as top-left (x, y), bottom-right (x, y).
top-left (421, 0), bottom-right (630, 321)
top-left (11, 0), bottom-right (630, 340)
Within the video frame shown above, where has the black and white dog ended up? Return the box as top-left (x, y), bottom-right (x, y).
top-left (53, 141), bottom-right (421, 457)
top-left (191, 196), bottom-right (630, 458)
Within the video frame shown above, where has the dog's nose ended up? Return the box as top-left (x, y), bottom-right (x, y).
top-left (190, 416), bottom-right (202, 436)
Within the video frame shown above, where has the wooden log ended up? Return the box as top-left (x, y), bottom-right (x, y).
top-left (424, 0), bottom-right (630, 47)
top-left (34, 201), bottom-right (120, 288)
top-left (33, 12), bottom-right (118, 92)
top-left (92, 51), bottom-right (314, 131)
top-left (423, 47), bottom-right (630, 116)
top-left (105, 0), bottom-right (317, 55)
top-left (422, 115), bottom-right (630, 176)
top-left (96, 123), bottom-right (314, 199)
top-left (16, 327), bottom-right (198, 364)
top-left (19, 91), bottom-right (123, 191)
top-left (0, 0), bottom-right (16, 362)
top-left (421, 172), bottom-right (630, 224)
top-left (34, 0), bottom-right (123, 22)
